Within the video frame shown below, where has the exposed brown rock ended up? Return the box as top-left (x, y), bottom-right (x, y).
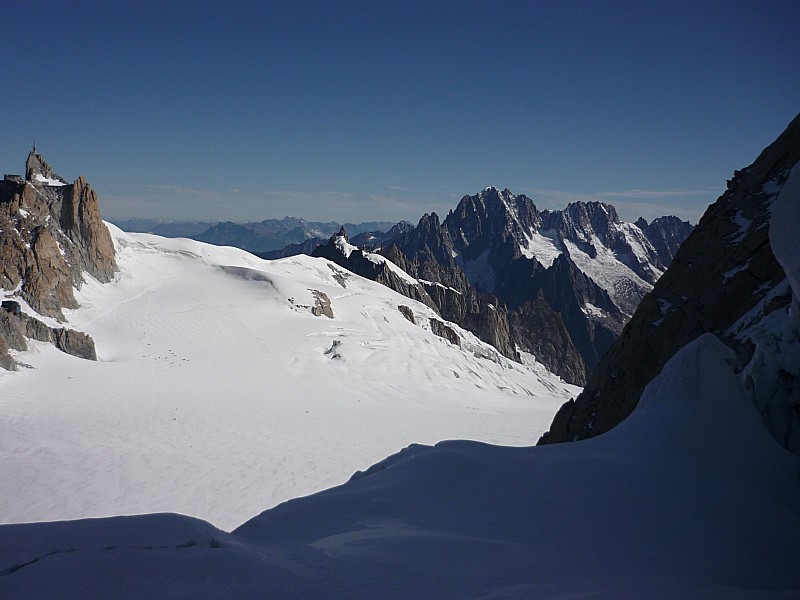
top-left (24, 228), bottom-right (77, 319)
top-left (0, 149), bottom-right (115, 368)
top-left (0, 309), bottom-right (97, 364)
top-left (63, 176), bottom-right (116, 283)
top-left (310, 290), bottom-right (334, 318)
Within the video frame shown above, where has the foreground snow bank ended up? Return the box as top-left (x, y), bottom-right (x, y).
top-left (1, 334), bottom-right (797, 599)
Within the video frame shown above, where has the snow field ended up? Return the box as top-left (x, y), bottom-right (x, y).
top-left (1, 334), bottom-right (797, 599)
top-left (0, 226), bottom-right (577, 530)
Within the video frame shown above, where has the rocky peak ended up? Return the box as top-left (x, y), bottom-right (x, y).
top-left (1, 148), bottom-right (117, 370)
top-left (25, 147), bottom-right (67, 184)
top-left (365, 184), bottom-right (693, 385)
top-left (445, 187), bottom-right (541, 262)
top-left (542, 201), bottom-right (622, 254)
top-left (637, 215), bottom-right (695, 267)
top-left (1, 149), bottom-right (116, 319)
top-left (385, 213), bottom-right (457, 269)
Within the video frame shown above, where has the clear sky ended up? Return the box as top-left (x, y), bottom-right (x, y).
top-left (3, 1), bottom-right (798, 225)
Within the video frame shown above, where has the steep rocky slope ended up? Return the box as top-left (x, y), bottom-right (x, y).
top-left (0, 149), bottom-right (115, 368)
top-left (540, 113), bottom-right (800, 454)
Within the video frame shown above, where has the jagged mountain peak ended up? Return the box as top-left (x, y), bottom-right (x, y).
top-left (24, 147), bottom-right (67, 185)
top-left (446, 187), bottom-right (541, 262)
top-left (417, 211), bottom-right (443, 230)
top-left (1, 149), bottom-right (117, 368)
top-left (365, 185), bottom-right (695, 384)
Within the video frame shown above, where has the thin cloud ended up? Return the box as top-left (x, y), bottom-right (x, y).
top-left (596, 187), bottom-right (718, 199)
top-left (516, 186), bottom-right (718, 224)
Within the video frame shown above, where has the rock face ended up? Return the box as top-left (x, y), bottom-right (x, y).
top-left (0, 310), bottom-right (97, 368)
top-left (539, 113), bottom-right (800, 456)
top-left (313, 227), bottom-right (441, 313)
top-left (0, 148), bottom-right (114, 368)
top-left (309, 190), bottom-right (691, 385)
top-left (369, 190), bottom-right (690, 384)
top-left (310, 290), bottom-right (334, 318)
top-left (429, 318), bottom-right (461, 347)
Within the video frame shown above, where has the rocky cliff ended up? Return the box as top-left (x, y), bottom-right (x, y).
top-left (539, 113), bottom-right (800, 455)
top-left (307, 190), bottom-right (691, 385)
top-left (0, 148), bottom-right (115, 369)
top-left (367, 188), bottom-right (691, 384)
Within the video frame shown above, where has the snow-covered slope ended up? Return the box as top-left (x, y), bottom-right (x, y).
top-left (1, 334), bottom-right (796, 599)
top-left (0, 225), bottom-right (577, 531)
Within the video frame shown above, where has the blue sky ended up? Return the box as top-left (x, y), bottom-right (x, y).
top-left (3, 1), bottom-right (798, 225)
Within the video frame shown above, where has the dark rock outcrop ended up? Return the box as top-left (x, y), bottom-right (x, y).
top-left (398, 305), bottom-right (416, 324)
top-left (509, 293), bottom-right (587, 386)
top-left (312, 228), bottom-right (440, 313)
top-left (0, 309), bottom-right (97, 366)
top-left (429, 318), bottom-right (461, 347)
top-left (539, 112), bottom-right (800, 454)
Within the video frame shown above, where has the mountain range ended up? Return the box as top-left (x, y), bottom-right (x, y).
top-left (104, 191), bottom-right (694, 387)
top-left (114, 216), bottom-right (399, 253)
top-left (312, 188), bottom-right (692, 384)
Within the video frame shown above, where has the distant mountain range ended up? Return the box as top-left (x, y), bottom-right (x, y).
top-left (112, 217), bottom-right (399, 253)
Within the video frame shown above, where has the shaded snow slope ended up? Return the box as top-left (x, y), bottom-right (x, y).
top-left (0, 225), bottom-right (576, 530)
top-left (770, 162), bottom-right (800, 292)
top-left (1, 334), bottom-right (796, 599)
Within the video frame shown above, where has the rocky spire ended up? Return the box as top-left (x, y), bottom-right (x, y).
top-left (25, 146), bottom-right (67, 184)
top-left (1, 149), bottom-right (116, 321)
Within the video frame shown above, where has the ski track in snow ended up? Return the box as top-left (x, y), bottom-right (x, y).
top-left (0, 225), bottom-right (577, 531)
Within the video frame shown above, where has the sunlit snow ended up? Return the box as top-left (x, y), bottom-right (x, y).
top-left (32, 173), bottom-right (66, 186)
top-left (562, 235), bottom-right (652, 313)
top-left (0, 225), bottom-right (577, 531)
top-left (520, 229), bottom-right (562, 267)
top-left (1, 334), bottom-right (796, 599)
